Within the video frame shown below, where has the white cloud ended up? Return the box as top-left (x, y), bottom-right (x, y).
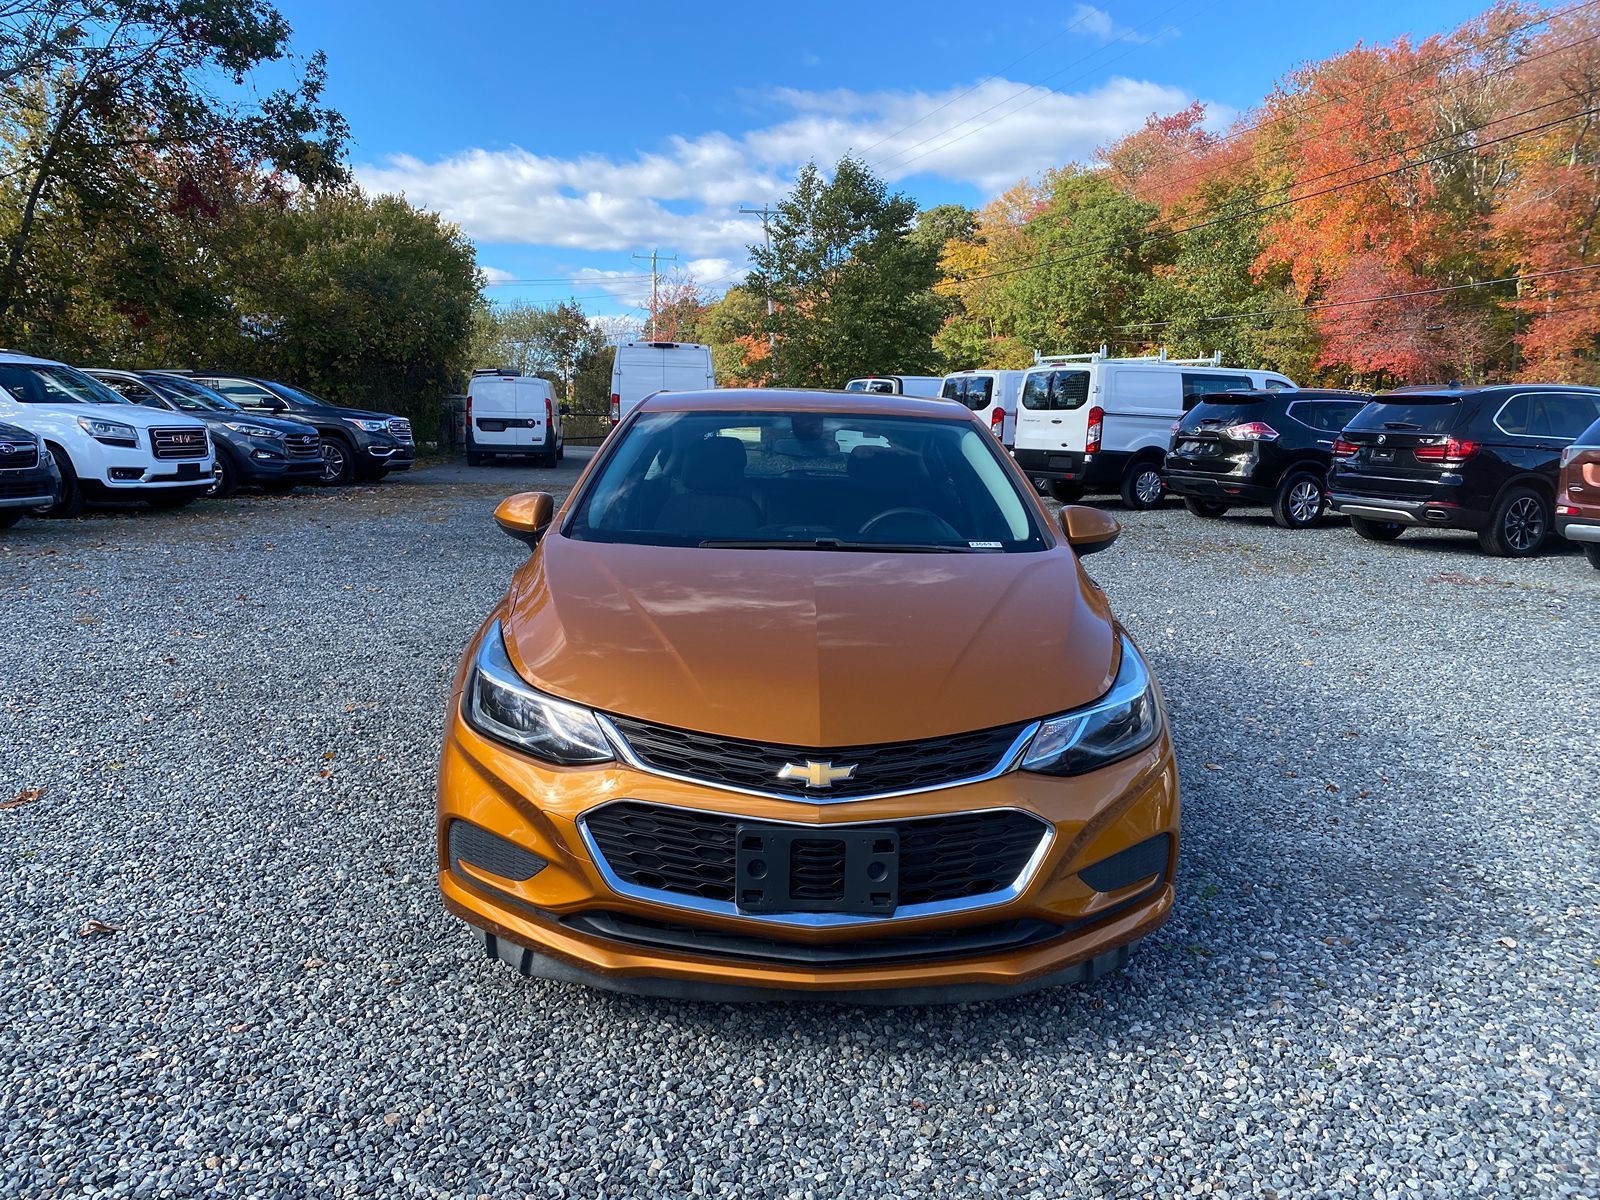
top-left (478, 265), bottom-right (517, 284)
top-left (1070, 4), bottom-right (1179, 45)
top-left (358, 75), bottom-right (1217, 268)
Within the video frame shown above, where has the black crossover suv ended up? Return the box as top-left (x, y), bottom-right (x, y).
top-left (1328, 384), bottom-right (1600, 557)
top-left (89, 370), bottom-right (323, 497)
top-left (0, 418), bottom-right (59, 527)
top-left (1164, 389), bottom-right (1372, 528)
top-left (180, 373), bottom-right (414, 485)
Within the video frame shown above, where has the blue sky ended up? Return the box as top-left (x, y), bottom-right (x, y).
top-left (274, 0), bottom-right (1482, 326)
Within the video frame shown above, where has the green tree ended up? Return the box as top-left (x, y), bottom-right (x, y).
top-left (0, 0), bottom-right (346, 336)
top-left (746, 156), bottom-right (944, 387)
top-left (700, 285), bottom-right (770, 386)
top-left (473, 299), bottom-right (604, 394)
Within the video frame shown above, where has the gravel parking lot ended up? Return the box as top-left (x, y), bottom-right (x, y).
top-left (3, 457), bottom-right (1597, 1199)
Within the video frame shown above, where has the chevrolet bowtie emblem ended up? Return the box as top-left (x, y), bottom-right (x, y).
top-left (776, 760), bottom-right (858, 789)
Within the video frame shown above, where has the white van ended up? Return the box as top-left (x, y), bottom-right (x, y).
top-left (466, 370), bottom-right (563, 467)
top-left (610, 341), bottom-right (715, 426)
top-left (843, 375), bottom-right (944, 398)
top-left (1013, 348), bottom-right (1295, 508)
top-left (939, 369), bottom-right (1026, 447)
top-left (0, 351), bottom-right (215, 517)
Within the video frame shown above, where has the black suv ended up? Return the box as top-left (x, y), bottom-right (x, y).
top-left (1165, 389), bottom-right (1372, 528)
top-left (89, 370), bottom-right (323, 497)
top-left (179, 373), bottom-right (414, 485)
top-left (1328, 384), bottom-right (1600, 557)
top-left (0, 418), bottom-right (59, 527)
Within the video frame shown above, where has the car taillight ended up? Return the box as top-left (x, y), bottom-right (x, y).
top-left (1413, 437), bottom-right (1479, 465)
top-left (990, 408), bottom-right (1005, 437)
top-left (1331, 437), bottom-right (1359, 459)
top-left (1561, 446), bottom-right (1581, 467)
top-left (545, 396), bottom-right (553, 424)
top-left (1169, 420), bottom-right (1181, 434)
top-left (609, 394), bottom-right (620, 425)
top-left (1086, 406), bottom-right (1104, 455)
top-left (1224, 421), bottom-right (1279, 442)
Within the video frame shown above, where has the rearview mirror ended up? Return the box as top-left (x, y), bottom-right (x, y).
top-left (1059, 505), bottom-right (1120, 556)
top-left (494, 491), bottom-right (555, 549)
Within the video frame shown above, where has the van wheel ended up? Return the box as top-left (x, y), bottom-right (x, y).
top-left (1121, 462), bottom-right (1165, 510)
top-left (40, 446), bottom-right (83, 518)
top-left (556, 439), bottom-right (565, 463)
top-left (1048, 481), bottom-right (1084, 503)
top-left (1478, 487), bottom-right (1549, 557)
top-left (1349, 515), bottom-right (1405, 542)
top-left (1271, 472), bottom-right (1326, 529)
top-left (1585, 544), bottom-right (1600, 570)
top-left (1182, 498), bottom-right (1229, 518)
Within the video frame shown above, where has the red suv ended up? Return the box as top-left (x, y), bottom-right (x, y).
top-left (1556, 414), bottom-right (1600, 570)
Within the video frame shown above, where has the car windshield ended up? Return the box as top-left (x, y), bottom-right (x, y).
top-left (262, 379), bottom-right (330, 407)
top-left (567, 410), bottom-right (1046, 552)
top-left (0, 363), bottom-right (125, 405)
top-left (144, 375), bottom-right (240, 413)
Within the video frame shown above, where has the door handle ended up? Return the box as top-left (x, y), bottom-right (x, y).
top-left (1050, 419), bottom-right (1063, 424)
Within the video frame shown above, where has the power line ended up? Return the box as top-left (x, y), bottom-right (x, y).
top-left (956, 104), bottom-right (1600, 285)
top-left (482, 274), bottom-right (654, 286)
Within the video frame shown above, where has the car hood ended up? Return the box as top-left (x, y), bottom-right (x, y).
top-left (500, 535), bottom-right (1119, 746)
top-left (199, 412), bottom-right (318, 435)
top-left (16, 402), bottom-right (207, 430)
top-left (312, 404), bottom-right (396, 422)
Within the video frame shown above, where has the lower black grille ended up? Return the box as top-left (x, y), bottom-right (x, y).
top-left (0, 441), bottom-right (39, 469)
top-left (0, 479), bottom-right (49, 498)
top-left (563, 911), bottom-right (1068, 966)
top-left (583, 802), bottom-right (1048, 911)
top-left (448, 819), bottom-right (546, 881)
top-left (150, 426), bottom-right (208, 459)
top-left (606, 715), bottom-right (1029, 800)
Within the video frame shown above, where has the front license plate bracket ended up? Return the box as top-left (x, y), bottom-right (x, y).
top-left (734, 826), bottom-right (898, 915)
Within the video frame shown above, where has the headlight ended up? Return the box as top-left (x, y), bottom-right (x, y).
top-left (76, 416), bottom-right (138, 446)
top-left (1020, 634), bottom-right (1161, 776)
top-left (344, 418), bottom-right (390, 433)
top-left (463, 621), bottom-right (613, 764)
top-left (224, 421), bottom-right (284, 439)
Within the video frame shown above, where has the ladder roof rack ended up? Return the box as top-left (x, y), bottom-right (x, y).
top-left (1033, 346), bottom-right (1222, 368)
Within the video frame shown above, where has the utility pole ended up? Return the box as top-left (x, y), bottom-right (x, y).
top-left (632, 248), bottom-right (677, 339)
top-left (738, 205), bottom-right (779, 374)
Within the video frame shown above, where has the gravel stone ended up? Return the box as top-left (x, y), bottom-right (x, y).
top-left (2, 457), bottom-right (1596, 1198)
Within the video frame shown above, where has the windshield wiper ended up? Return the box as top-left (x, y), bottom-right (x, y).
top-left (698, 538), bottom-right (978, 553)
top-left (1382, 420), bottom-right (1423, 430)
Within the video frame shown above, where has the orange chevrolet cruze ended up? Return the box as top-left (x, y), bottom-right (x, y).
top-left (437, 389), bottom-right (1180, 1002)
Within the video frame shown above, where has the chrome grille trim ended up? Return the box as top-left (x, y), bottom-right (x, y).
top-left (0, 440), bottom-right (40, 470)
top-left (150, 426), bottom-right (209, 459)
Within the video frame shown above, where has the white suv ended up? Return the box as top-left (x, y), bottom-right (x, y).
top-left (0, 352), bottom-right (215, 516)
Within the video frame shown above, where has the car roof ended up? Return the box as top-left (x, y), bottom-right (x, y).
top-left (1379, 383), bottom-right (1600, 399)
top-left (637, 387), bottom-right (972, 419)
top-left (1201, 388), bottom-right (1371, 400)
top-left (0, 350), bottom-right (67, 367)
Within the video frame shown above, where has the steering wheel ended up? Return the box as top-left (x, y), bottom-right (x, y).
top-left (858, 507), bottom-right (961, 541)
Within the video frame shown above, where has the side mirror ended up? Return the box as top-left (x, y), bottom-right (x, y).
top-left (494, 491), bottom-right (555, 549)
top-left (1059, 504), bottom-right (1120, 556)
top-left (559, 403), bottom-right (571, 417)
top-left (261, 395), bottom-right (286, 412)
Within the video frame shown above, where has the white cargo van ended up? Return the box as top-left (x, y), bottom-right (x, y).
top-left (939, 369), bottom-right (1026, 447)
top-left (843, 375), bottom-right (943, 398)
top-left (466, 370), bottom-right (563, 467)
top-left (1012, 348), bottom-right (1295, 508)
top-left (610, 341), bottom-right (715, 426)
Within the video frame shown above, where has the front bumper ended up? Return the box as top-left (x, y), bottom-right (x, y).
top-left (0, 458), bottom-right (59, 509)
top-left (227, 434), bottom-right (324, 483)
top-left (437, 695), bottom-right (1179, 1002)
top-left (358, 436), bottom-right (414, 470)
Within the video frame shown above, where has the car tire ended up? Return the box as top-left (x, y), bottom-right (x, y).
top-left (556, 439), bottom-right (565, 463)
top-left (208, 450), bottom-right (238, 499)
top-left (1048, 481), bottom-right (1084, 503)
top-left (1120, 461), bottom-right (1165, 510)
top-left (319, 437), bottom-right (356, 486)
top-left (1271, 472), bottom-right (1326, 529)
top-left (39, 446), bottom-right (83, 518)
top-left (0, 509), bottom-right (22, 529)
top-left (1349, 515), bottom-right (1406, 542)
top-left (1585, 543), bottom-right (1600, 570)
top-left (1478, 486), bottom-right (1550, 557)
top-left (1182, 498), bottom-right (1229, 518)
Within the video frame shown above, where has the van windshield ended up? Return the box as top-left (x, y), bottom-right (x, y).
top-left (567, 410), bottom-right (1045, 553)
